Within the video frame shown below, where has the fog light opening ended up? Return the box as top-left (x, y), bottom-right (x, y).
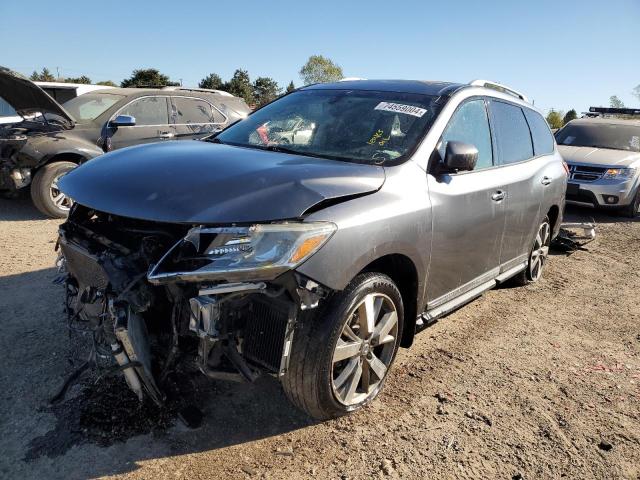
top-left (603, 195), bottom-right (619, 204)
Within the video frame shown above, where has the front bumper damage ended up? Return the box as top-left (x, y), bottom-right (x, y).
top-left (56, 204), bottom-right (328, 408)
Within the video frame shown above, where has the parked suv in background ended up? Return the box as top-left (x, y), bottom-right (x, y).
top-left (56, 79), bottom-right (566, 419)
top-left (0, 67), bottom-right (250, 217)
top-left (556, 107), bottom-right (640, 217)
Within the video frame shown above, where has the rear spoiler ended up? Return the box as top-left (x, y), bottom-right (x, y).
top-left (589, 107), bottom-right (640, 116)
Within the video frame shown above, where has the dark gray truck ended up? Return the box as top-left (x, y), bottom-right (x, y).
top-left (56, 79), bottom-right (566, 419)
top-left (0, 67), bottom-right (250, 217)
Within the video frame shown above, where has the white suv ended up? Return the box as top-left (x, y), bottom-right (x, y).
top-left (557, 107), bottom-right (640, 217)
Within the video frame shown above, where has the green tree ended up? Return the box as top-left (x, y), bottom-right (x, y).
top-left (299, 55), bottom-right (343, 85)
top-left (610, 95), bottom-right (625, 108)
top-left (225, 69), bottom-right (254, 104)
top-left (286, 81), bottom-right (296, 93)
top-left (96, 80), bottom-right (117, 87)
top-left (199, 73), bottom-right (224, 90)
top-left (253, 77), bottom-right (280, 106)
top-left (30, 68), bottom-right (55, 82)
top-left (64, 75), bottom-right (92, 84)
top-left (546, 109), bottom-right (564, 129)
top-left (120, 68), bottom-right (179, 88)
top-left (563, 109), bottom-right (577, 124)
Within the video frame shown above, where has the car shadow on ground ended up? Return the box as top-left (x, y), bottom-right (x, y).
top-left (0, 265), bottom-right (316, 479)
top-left (563, 204), bottom-right (639, 224)
top-left (0, 196), bottom-right (48, 221)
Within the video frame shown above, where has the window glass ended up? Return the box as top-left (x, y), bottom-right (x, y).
top-left (490, 101), bottom-right (534, 164)
top-left (120, 97), bottom-right (169, 126)
top-left (439, 99), bottom-right (493, 170)
top-left (173, 97), bottom-right (224, 124)
top-left (64, 93), bottom-right (124, 121)
top-left (556, 123), bottom-right (640, 153)
top-left (524, 108), bottom-right (554, 155)
top-left (215, 89), bottom-right (443, 165)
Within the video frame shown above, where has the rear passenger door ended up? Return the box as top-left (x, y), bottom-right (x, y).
top-left (487, 100), bottom-right (544, 271)
top-left (170, 96), bottom-right (227, 140)
top-left (426, 98), bottom-right (507, 305)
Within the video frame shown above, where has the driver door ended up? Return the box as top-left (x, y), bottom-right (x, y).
top-left (107, 96), bottom-right (174, 150)
top-left (426, 98), bottom-right (507, 306)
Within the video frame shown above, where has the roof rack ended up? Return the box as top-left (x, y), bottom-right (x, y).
top-left (161, 86), bottom-right (234, 97)
top-left (588, 107), bottom-right (640, 116)
top-left (468, 79), bottom-right (529, 103)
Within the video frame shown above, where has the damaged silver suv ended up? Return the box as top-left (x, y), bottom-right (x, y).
top-left (56, 79), bottom-right (566, 419)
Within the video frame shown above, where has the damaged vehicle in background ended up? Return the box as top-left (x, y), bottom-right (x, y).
top-left (56, 79), bottom-right (566, 420)
top-left (0, 67), bottom-right (250, 217)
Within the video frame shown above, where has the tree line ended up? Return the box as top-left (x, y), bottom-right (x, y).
top-left (28, 55), bottom-right (344, 107)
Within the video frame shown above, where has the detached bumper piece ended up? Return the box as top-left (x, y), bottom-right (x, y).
top-left (552, 222), bottom-right (596, 252)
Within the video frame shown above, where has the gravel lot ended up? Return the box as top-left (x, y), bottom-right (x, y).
top-left (0, 197), bottom-right (638, 479)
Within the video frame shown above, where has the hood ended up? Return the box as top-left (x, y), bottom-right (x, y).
top-left (59, 141), bottom-right (385, 224)
top-left (558, 145), bottom-right (640, 168)
top-left (0, 66), bottom-right (74, 124)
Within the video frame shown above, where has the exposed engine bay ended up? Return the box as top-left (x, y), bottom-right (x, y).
top-left (56, 204), bottom-right (329, 408)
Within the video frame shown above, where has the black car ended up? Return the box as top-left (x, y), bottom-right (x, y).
top-left (0, 67), bottom-right (250, 217)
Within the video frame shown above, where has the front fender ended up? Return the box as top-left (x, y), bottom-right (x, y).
top-left (19, 135), bottom-right (103, 168)
top-left (297, 162), bottom-right (431, 309)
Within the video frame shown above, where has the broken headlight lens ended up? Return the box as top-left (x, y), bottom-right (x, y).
top-left (148, 222), bottom-right (337, 283)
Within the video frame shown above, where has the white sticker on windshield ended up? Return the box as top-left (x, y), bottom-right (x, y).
top-left (630, 136), bottom-right (640, 150)
top-left (564, 136), bottom-right (575, 145)
top-left (374, 102), bottom-right (427, 118)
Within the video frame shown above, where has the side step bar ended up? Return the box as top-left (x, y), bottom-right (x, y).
top-left (416, 279), bottom-right (496, 333)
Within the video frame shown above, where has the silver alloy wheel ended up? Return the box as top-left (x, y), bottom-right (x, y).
top-left (529, 221), bottom-right (551, 281)
top-left (331, 293), bottom-right (399, 406)
top-left (49, 173), bottom-right (73, 212)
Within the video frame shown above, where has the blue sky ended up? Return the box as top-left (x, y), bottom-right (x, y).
top-left (1, 0), bottom-right (638, 114)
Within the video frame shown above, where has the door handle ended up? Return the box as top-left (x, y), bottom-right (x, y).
top-left (491, 190), bottom-right (506, 202)
top-left (159, 132), bottom-right (175, 139)
top-left (541, 176), bottom-right (552, 185)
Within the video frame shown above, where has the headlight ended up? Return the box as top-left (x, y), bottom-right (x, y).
top-left (603, 167), bottom-right (635, 179)
top-left (148, 222), bottom-right (336, 284)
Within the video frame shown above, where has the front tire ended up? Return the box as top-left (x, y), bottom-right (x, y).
top-left (282, 273), bottom-right (403, 420)
top-left (620, 188), bottom-right (640, 218)
top-left (512, 216), bottom-right (551, 286)
top-left (30, 161), bottom-right (76, 218)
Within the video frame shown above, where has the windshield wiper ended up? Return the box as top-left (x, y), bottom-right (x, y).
top-left (205, 136), bottom-right (225, 144)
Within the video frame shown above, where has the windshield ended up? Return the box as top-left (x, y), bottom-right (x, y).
top-left (556, 123), bottom-right (640, 153)
top-left (63, 93), bottom-right (124, 122)
top-left (215, 89), bottom-right (443, 164)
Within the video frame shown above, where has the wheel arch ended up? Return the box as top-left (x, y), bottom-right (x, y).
top-left (359, 253), bottom-right (419, 348)
top-left (40, 152), bottom-right (87, 168)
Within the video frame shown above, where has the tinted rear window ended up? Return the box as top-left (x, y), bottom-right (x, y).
top-left (489, 101), bottom-right (534, 165)
top-left (524, 108), bottom-right (554, 155)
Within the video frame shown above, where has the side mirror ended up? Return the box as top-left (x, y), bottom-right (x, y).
top-left (443, 141), bottom-right (478, 172)
top-left (110, 115), bottom-right (136, 127)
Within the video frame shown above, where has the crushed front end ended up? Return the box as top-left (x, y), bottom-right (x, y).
top-left (57, 204), bottom-right (333, 406)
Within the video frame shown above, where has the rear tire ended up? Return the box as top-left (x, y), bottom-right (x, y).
top-left (282, 273), bottom-right (403, 420)
top-left (30, 161), bottom-right (76, 218)
top-left (620, 188), bottom-right (640, 218)
top-left (511, 216), bottom-right (551, 286)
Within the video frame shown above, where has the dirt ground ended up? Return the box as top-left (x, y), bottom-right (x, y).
top-left (0, 196), bottom-right (638, 480)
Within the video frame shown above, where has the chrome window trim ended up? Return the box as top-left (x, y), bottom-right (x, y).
top-left (109, 95), bottom-right (228, 127)
top-left (170, 95), bottom-right (228, 126)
